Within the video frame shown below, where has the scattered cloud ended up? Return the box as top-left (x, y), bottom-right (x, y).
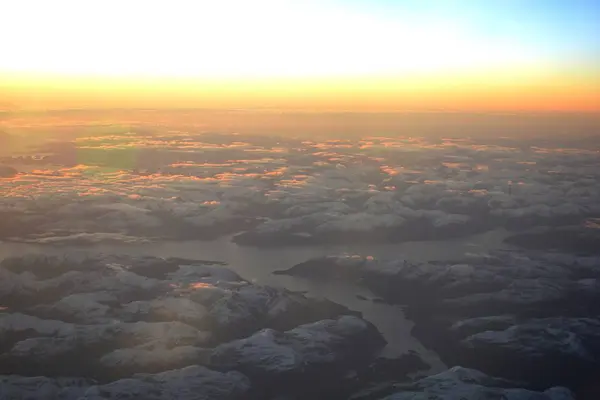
top-left (1, 131), bottom-right (599, 243)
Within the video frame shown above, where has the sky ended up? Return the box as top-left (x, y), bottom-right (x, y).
top-left (1, 0), bottom-right (599, 111)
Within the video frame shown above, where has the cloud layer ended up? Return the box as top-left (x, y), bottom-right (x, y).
top-left (2, 131), bottom-right (599, 245)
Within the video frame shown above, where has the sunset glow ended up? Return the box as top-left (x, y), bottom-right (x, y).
top-left (1, 0), bottom-right (599, 111)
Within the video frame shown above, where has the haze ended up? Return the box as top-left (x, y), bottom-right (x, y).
top-left (2, 0), bottom-right (599, 111)
top-left (2, 2), bottom-right (600, 400)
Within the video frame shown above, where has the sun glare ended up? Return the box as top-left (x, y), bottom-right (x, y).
top-left (2, 0), bottom-right (535, 79)
top-left (2, 0), bottom-right (598, 111)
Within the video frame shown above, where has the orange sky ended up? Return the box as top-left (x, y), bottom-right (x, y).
top-left (1, 0), bottom-right (599, 112)
top-left (3, 70), bottom-right (599, 112)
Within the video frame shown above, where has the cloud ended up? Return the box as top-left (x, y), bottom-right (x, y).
top-left (2, 131), bottom-right (599, 244)
top-left (14, 232), bottom-right (153, 245)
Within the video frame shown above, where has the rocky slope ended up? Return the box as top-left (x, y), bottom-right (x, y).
top-left (0, 254), bottom-right (400, 399)
top-left (1, 252), bottom-right (592, 399)
top-left (367, 367), bottom-right (574, 400)
top-left (279, 251), bottom-right (600, 396)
